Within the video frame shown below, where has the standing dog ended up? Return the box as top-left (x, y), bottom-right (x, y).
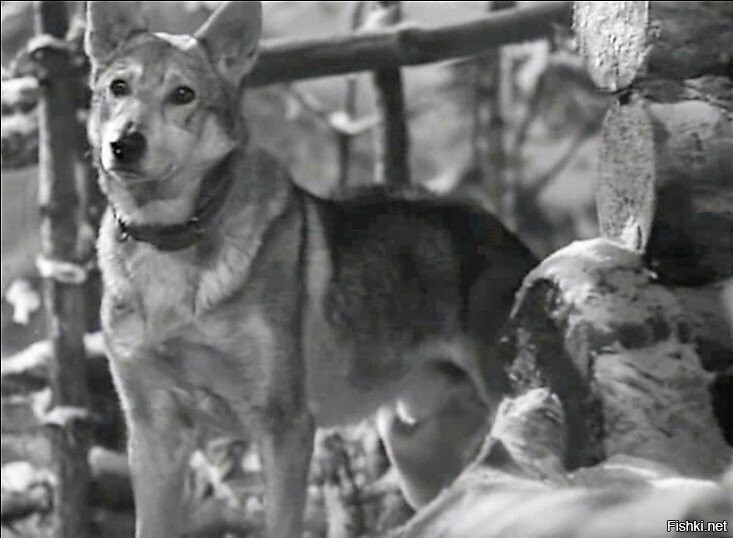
top-left (85, 2), bottom-right (537, 536)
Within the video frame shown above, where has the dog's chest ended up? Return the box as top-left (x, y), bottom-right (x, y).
top-left (128, 246), bottom-right (198, 326)
top-left (98, 215), bottom-right (267, 359)
top-left (102, 242), bottom-right (199, 351)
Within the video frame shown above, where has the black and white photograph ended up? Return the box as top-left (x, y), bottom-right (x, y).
top-left (1, 1), bottom-right (731, 536)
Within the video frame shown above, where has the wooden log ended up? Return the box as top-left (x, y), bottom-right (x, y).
top-left (0, 448), bottom-right (133, 519)
top-left (32, 1), bottom-right (91, 536)
top-left (249, 1), bottom-right (572, 86)
top-left (596, 97), bottom-right (656, 252)
top-left (1, 333), bottom-right (125, 453)
top-left (336, 1), bottom-right (366, 189)
top-left (395, 387), bottom-right (733, 538)
top-left (500, 238), bottom-right (731, 473)
top-left (1, 333), bottom-right (107, 395)
top-left (3, 2), bottom-right (572, 93)
top-left (1, 489), bottom-right (52, 525)
top-left (595, 92), bottom-right (733, 284)
top-left (0, 76), bottom-right (38, 113)
top-left (574, 1), bottom-right (733, 284)
top-left (573, 2), bottom-right (733, 92)
top-left (394, 237), bottom-right (733, 533)
top-left (1, 491), bottom-right (47, 525)
top-left (0, 449), bottom-right (127, 524)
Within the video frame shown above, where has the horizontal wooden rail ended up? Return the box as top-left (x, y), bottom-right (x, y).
top-left (249, 1), bottom-right (571, 86)
top-left (1, 2), bottom-right (572, 98)
top-left (1, 1), bottom-right (572, 170)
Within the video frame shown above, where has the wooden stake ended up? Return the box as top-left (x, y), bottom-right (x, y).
top-left (33, 1), bottom-right (91, 536)
top-left (370, 1), bottom-right (410, 188)
top-left (337, 1), bottom-right (367, 189)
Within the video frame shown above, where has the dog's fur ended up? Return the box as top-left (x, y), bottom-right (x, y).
top-left (85, 2), bottom-right (537, 536)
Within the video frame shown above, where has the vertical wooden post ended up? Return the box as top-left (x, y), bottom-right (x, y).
top-left (337, 1), bottom-right (367, 188)
top-left (370, 0), bottom-right (410, 189)
top-left (33, 1), bottom-right (91, 536)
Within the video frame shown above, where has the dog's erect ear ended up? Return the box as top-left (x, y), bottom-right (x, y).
top-left (194, 1), bottom-right (262, 86)
top-left (85, 1), bottom-right (147, 65)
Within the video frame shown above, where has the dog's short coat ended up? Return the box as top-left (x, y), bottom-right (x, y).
top-left (85, 2), bottom-right (537, 536)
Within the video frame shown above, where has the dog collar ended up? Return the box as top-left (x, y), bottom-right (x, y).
top-left (112, 152), bottom-right (237, 252)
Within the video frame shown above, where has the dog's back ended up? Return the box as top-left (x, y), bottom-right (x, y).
top-left (299, 188), bottom-right (537, 505)
top-left (309, 190), bottom-right (535, 356)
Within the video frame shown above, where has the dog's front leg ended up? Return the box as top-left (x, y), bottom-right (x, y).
top-left (111, 359), bottom-right (197, 538)
top-left (128, 416), bottom-right (195, 538)
top-left (260, 412), bottom-right (315, 538)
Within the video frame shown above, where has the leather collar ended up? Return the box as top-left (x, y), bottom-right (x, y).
top-left (113, 152), bottom-right (237, 252)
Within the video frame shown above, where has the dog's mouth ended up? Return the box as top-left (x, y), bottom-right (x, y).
top-left (107, 165), bottom-right (174, 186)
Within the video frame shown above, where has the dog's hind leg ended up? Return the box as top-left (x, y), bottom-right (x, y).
top-left (110, 360), bottom-right (198, 538)
top-left (260, 412), bottom-right (315, 538)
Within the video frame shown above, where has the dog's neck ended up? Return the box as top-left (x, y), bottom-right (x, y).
top-left (98, 146), bottom-right (298, 322)
top-left (109, 149), bottom-right (239, 252)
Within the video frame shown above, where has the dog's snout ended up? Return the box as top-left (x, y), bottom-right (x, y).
top-left (110, 131), bottom-right (147, 163)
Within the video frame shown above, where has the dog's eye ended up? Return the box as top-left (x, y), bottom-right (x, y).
top-left (170, 86), bottom-right (196, 105)
top-left (109, 79), bottom-right (130, 97)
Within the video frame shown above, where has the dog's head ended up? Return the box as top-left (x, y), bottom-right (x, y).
top-left (85, 1), bottom-right (261, 225)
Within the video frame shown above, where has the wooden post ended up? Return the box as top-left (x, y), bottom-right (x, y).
top-left (369, 1), bottom-right (410, 188)
top-left (573, 1), bottom-right (733, 285)
top-left (337, 1), bottom-right (367, 189)
top-left (32, 1), bottom-right (91, 536)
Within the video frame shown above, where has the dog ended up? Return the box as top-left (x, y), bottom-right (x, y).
top-left (85, 2), bottom-right (537, 536)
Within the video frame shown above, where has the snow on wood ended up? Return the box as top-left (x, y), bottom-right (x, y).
top-left (573, 2), bottom-right (733, 91)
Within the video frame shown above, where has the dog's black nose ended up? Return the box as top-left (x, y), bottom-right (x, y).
top-left (110, 132), bottom-right (146, 163)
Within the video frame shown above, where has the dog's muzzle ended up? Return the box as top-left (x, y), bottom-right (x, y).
top-left (110, 131), bottom-right (147, 164)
